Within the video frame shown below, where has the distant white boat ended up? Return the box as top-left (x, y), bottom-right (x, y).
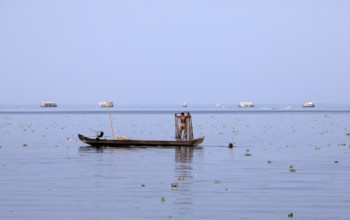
top-left (303, 102), bottom-right (315, 107)
top-left (182, 102), bottom-right (187, 108)
top-left (216, 104), bottom-right (225, 109)
top-left (40, 102), bottom-right (57, 107)
top-left (239, 102), bottom-right (255, 107)
top-left (99, 101), bottom-right (114, 107)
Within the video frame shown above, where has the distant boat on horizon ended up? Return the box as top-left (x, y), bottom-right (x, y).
top-left (40, 102), bottom-right (57, 107)
top-left (99, 101), bottom-right (114, 107)
top-left (239, 102), bottom-right (255, 107)
top-left (303, 102), bottom-right (315, 107)
top-left (216, 104), bottom-right (225, 109)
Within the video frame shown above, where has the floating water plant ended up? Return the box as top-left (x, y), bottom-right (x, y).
top-left (214, 180), bottom-right (221, 184)
top-left (245, 149), bottom-right (251, 156)
top-left (171, 182), bottom-right (179, 188)
top-left (289, 165), bottom-right (296, 172)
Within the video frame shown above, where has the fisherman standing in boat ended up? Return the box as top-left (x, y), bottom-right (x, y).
top-left (175, 112), bottom-right (192, 140)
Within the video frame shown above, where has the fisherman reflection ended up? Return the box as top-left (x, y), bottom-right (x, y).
top-left (175, 147), bottom-right (194, 163)
top-left (173, 146), bottom-right (196, 215)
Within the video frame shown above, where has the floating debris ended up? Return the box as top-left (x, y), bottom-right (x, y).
top-left (178, 176), bottom-right (185, 181)
top-left (245, 149), bottom-right (252, 156)
top-left (214, 180), bottom-right (221, 184)
top-left (171, 182), bottom-right (179, 188)
top-left (288, 212), bottom-right (294, 218)
top-left (289, 165), bottom-right (296, 172)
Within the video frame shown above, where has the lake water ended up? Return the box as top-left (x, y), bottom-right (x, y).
top-left (1, 104), bottom-right (350, 220)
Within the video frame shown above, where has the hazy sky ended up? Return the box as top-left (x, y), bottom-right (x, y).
top-left (1, 0), bottom-right (349, 105)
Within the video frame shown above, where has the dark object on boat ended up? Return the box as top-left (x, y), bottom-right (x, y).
top-left (96, 131), bottom-right (104, 138)
top-left (228, 143), bottom-right (234, 148)
top-left (95, 131), bottom-right (104, 140)
top-left (78, 134), bottom-right (204, 147)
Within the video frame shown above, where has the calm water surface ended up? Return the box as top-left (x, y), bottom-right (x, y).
top-left (1, 105), bottom-right (350, 219)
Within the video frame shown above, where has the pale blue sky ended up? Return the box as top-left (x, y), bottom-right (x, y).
top-left (1, 0), bottom-right (349, 105)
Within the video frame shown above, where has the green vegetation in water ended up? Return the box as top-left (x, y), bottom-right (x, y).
top-left (245, 149), bottom-right (252, 156)
top-left (171, 182), bottom-right (179, 188)
top-left (178, 176), bottom-right (185, 181)
top-left (289, 165), bottom-right (296, 172)
top-left (214, 180), bottom-right (221, 184)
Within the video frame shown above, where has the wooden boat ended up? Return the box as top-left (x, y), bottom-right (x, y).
top-left (78, 134), bottom-right (204, 147)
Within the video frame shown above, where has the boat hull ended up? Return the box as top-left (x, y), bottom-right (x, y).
top-left (78, 134), bottom-right (204, 147)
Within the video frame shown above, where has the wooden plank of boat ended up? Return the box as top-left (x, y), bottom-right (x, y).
top-left (78, 134), bottom-right (204, 147)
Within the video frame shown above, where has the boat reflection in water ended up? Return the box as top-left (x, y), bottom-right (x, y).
top-left (77, 144), bottom-right (203, 217)
top-left (79, 145), bottom-right (106, 153)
